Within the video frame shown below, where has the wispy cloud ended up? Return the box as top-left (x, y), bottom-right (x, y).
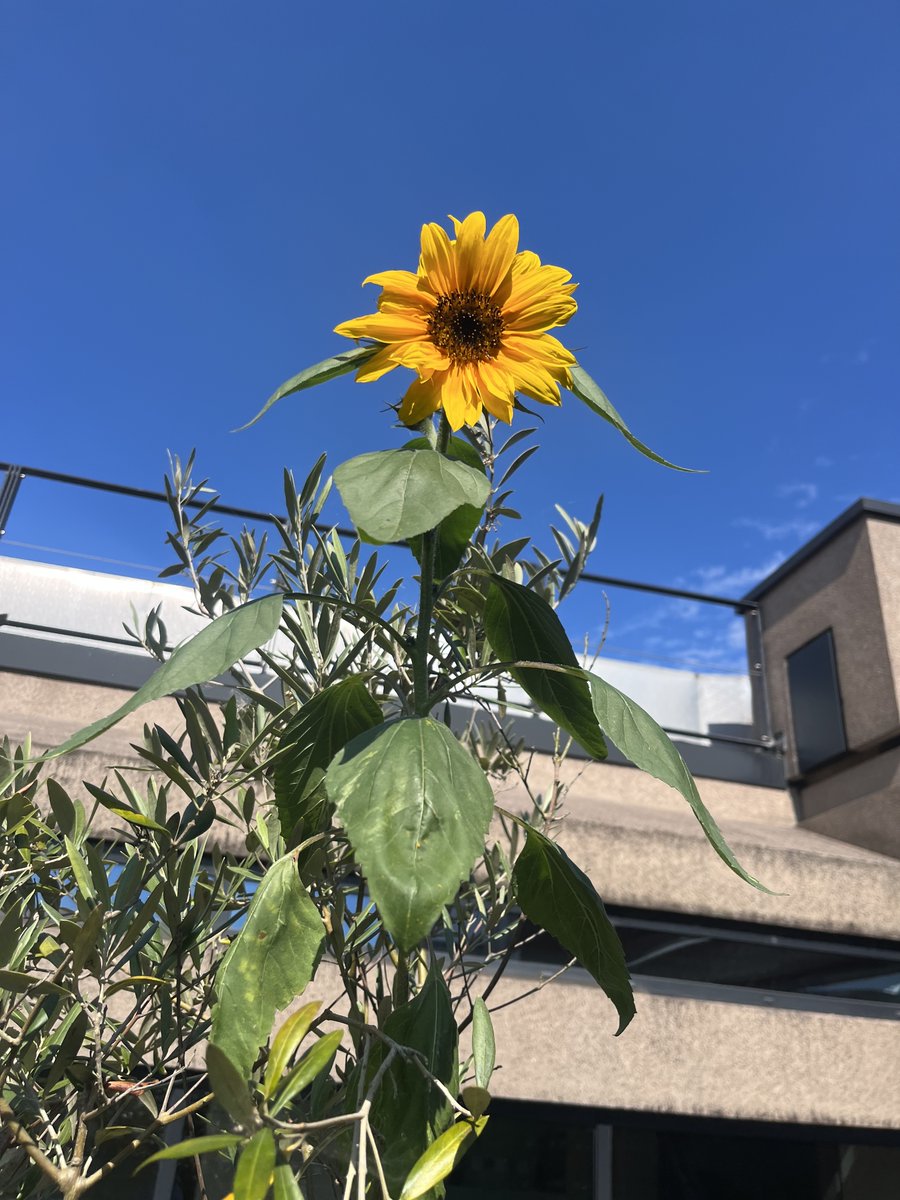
top-left (814, 455), bottom-right (834, 469)
top-left (690, 552), bottom-right (787, 594)
top-left (820, 342), bottom-right (874, 368)
top-left (733, 516), bottom-right (819, 541)
top-left (777, 482), bottom-right (818, 509)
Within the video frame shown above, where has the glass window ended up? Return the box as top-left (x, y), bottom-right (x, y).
top-left (786, 629), bottom-right (847, 772)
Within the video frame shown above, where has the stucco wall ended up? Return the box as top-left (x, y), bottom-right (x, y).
top-left (758, 519), bottom-right (899, 770)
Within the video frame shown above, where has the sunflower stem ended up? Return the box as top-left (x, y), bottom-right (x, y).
top-left (413, 414), bottom-right (451, 714)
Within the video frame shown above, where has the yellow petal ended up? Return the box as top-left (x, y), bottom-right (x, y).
top-left (439, 365), bottom-right (482, 430)
top-left (392, 340), bottom-right (451, 378)
top-left (334, 312), bottom-right (428, 343)
top-left (452, 212), bottom-right (487, 292)
top-left (502, 332), bottom-right (577, 367)
top-left (399, 373), bottom-right (444, 425)
top-left (475, 361), bottom-right (516, 423)
top-left (504, 294), bottom-right (578, 333)
top-left (363, 269), bottom-right (421, 291)
top-left (354, 342), bottom-right (402, 383)
top-left (420, 222), bottom-right (456, 294)
top-left (478, 214), bottom-right (519, 296)
top-left (496, 351), bottom-right (564, 406)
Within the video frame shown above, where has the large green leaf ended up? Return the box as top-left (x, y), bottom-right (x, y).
top-left (236, 345), bottom-right (380, 431)
top-left (326, 718), bottom-right (493, 949)
top-left (587, 672), bottom-right (770, 891)
top-left (273, 678), bottom-right (382, 846)
top-left (371, 967), bottom-right (457, 1197)
top-left (484, 575), bottom-right (608, 760)
top-left (399, 1118), bottom-right (489, 1200)
top-left (44, 595), bottom-right (283, 761)
top-left (333, 448), bottom-right (490, 544)
top-left (405, 435), bottom-right (487, 577)
top-left (211, 854), bottom-right (325, 1078)
top-left (513, 826), bottom-right (635, 1034)
top-left (567, 365), bottom-right (699, 472)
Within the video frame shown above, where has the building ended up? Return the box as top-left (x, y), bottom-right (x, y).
top-left (1, 465), bottom-right (899, 1199)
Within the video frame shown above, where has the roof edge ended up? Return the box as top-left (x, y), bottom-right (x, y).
top-left (743, 498), bottom-right (900, 602)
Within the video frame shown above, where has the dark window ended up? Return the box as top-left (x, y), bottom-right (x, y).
top-left (786, 629), bottom-right (846, 772)
top-left (514, 907), bottom-right (900, 1012)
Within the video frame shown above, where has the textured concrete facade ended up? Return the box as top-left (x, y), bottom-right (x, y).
top-left (750, 508), bottom-right (900, 859)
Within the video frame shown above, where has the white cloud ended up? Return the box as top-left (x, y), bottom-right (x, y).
top-left (733, 516), bottom-right (819, 541)
top-left (691, 552), bottom-right (787, 594)
top-left (814, 456), bottom-right (834, 469)
top-left (777, 482), bottom-right (818, 509)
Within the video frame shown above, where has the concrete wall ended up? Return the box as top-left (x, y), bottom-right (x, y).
top-left (758, 518), bottom-right (898, 769)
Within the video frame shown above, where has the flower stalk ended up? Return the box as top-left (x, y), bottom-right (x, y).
top-left (413, 414), bottom-right (452, 713)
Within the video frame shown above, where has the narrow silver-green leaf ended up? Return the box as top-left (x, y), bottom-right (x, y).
top-left (205, 1043), bottom-right (257, 1130)
top-left (269, 1029), bottom-right (342, 1115)
top-left (399, 1117), bottom-right (488, 1200)
top-left (263, 1001), bottom-right (321, 1101)
top-left (484, 575), bottom-right (608, 760)
top-left (45, 595), bottom-right (283, 761)
top-left (211, 854), bottom-right (325, 1078)
top-left (513, 826), bottom-right (635, 1034)
top-left (471, 997), bottom-right (495, 1090)
top-left (236, 345), bottom-right (379, 431)
top-left (588, 672), bottom-right (770, 891)
top-left (334, 448), bottom-right (490, 544)
top-left (233, 1128), bottom-right (276, 1200)
top-left (139, 1134), bottom-right (244, 1170)
top-left (272, 1164), bottom-right (305, 1200)
top-left (327, 718), bottom-right (493, 949)
top-left (568, 365), bottom-right (700, 472)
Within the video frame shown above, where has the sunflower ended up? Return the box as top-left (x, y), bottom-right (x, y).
top-left (334, 212), bottom-right (578, 430)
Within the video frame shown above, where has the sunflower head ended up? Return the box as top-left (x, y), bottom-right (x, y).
top-left (334, 212), bottom-right (578, 431)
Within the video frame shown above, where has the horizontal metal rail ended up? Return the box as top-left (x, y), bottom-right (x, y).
top-left (0, 460), bottom-right (756, 613)
top-left (0, 614), bottom-right (779, 754)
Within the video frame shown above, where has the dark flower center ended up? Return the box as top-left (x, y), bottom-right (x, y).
top-left (428, 291), bottom-right (504, 364)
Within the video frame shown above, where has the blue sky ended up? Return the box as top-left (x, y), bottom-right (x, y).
top-left (2, 2), bottom-right (898, 670)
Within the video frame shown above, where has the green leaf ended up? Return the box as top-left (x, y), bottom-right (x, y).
top-left (587, 672), bottom-right (771, 891)
top-left (273, 678), bottom-right (382, 847)
top-left (513, 826), bottom-right (635, 1034)
top-left (371, 967), bottom-right (458, 1196)
top-left (233, 1128), bottom-right (276, 1200)
top-left (139, 1133), bottom-right (244, 1170)
top-left (211, 854), bottom-right (325, 1078)
top-left (399, 1118), bottom-right (488, 1200)
top-left (205, 1043), bottom-right (257, 1130)
top-left (269, 1029), bottom-right (342, 1115)
top-left (0, 970), bottom-right (68, 997)
top-left (104, 807), bottom-right (171, 835)
top-left (44, 595), bottom-right (283, 761)
top-left (263, 1001), bottom-right (321, 1101)
top-left (272, 1164), bottom-right (305, 1200)
top-left (567, 365), bottom-right (700, 472)
top-left (471, 998), bottom-right (495, 1090)
top-left (236, 345), bottom-right (380, 431)
top-left (45, 779), bottom-right (77, 836)
top-left (460, 1086), bottom-right (491, 1119)
top-left (484, 575), bottom-right (608, 760)
top-left (333, 448), bottom-right (490, 544)
top-left (405, 436), bottom-right (487, 577)
top-left (327, 718), bottom-right (493, 950)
